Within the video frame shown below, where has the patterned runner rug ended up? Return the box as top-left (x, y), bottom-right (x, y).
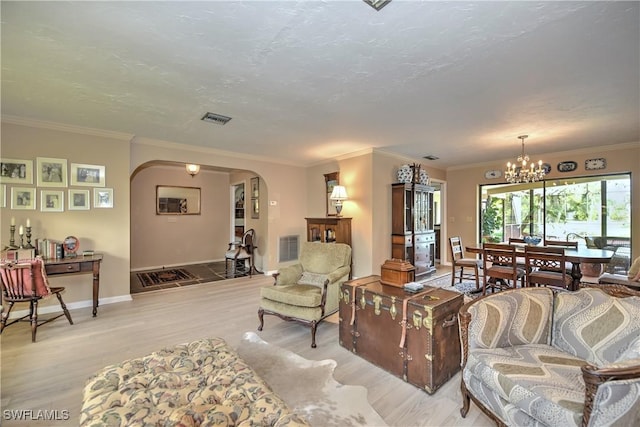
top-left (136, 268), bottom-right (197, 287)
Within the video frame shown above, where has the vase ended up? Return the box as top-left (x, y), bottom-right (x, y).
top-left (397, 165), bottom-right (412, 183)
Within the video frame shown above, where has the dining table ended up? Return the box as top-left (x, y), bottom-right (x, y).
top-left (465, 243), bottom-right (615, 291)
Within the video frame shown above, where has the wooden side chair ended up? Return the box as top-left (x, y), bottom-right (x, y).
top-left (543, 239), bottom-right (577, 273)
top-left (449, 236), bottom-right (481, 291)
top-left (525, 245), bottom-right (572, 290)
top-left (0, 256), bottom-right (73, 342)
top-left (482, 243), bottom-right (525, 295)
top-left (225, 228), bottom-right (260, 278)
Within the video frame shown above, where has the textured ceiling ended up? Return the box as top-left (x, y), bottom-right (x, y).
top-left (1, 1), bottom-right (639, 168)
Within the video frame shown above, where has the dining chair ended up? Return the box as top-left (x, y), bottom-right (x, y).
top-left (525, 245), bottom-right (572, 290)
top-left (0, 256), bottom-right (73, 342)
top-left (225, 228), bottom-right (259, 278)
top-left (543, 239), bottom-right (577, 273)
top-left (448, 236), bottom-right (481, 291)
top-left (482, 243), bottom-right (526, 295)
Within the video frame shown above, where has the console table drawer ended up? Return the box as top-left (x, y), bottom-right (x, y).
top-left (46, 263), bottom-right (81, 274)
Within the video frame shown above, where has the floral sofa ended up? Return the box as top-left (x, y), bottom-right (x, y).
top-left (459, 286), bottom-right (640, 427)
top-left (80, 337), bottom-right (309, 426)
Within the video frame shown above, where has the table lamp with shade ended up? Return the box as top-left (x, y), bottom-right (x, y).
top-left (330, 185), bottom-right (348, 217)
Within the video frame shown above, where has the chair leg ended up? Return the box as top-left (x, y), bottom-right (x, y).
top-left (30, 300), bottom-right (38, 343)
top-left (310, 320), bottom-right (317, 348)
top-left (451, 265), bottom-right (456, 286)
top-left (460, 378), bottom-right (471, 417)
top-left (474, 267), bottom-right (479, 290)
top-left (1, 302), bottom-right (15, 333)
top-left (56, 292), bottom-right (73, 325)
top-left (257, 308), bottom-right (264, 331)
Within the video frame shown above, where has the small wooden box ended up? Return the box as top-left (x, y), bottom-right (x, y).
top-left (380, 259), bottom-right (415, 287)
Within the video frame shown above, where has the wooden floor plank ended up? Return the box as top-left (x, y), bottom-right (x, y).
top-left (0, 272), bottom-right (491, 426)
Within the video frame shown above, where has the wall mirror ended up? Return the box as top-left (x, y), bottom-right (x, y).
top-left (156, 185), bottom-right (201, 215)
top-left (324, 172), bottom-right (339, 217)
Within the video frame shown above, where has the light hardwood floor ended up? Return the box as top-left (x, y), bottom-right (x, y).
top-left (0, 273), bottom-right (492, 427)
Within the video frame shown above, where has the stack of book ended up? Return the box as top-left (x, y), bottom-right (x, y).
top-left (36, 239), bottom-right (64, 260)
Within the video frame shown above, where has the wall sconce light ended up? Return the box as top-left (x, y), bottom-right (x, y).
top-left (186, 164), bottom-right (200, 177)
top-left (330, 185), bottom-right (348, 217)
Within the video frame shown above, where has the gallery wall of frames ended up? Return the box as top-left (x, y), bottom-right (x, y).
top-left (0, 157), bottom-right (114, 212)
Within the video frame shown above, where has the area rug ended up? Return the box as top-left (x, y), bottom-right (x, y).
top-left (419, 273), bottom-right (485, 300)
top-left (136, 268), bottom-right (197, 287)
top-left (236, 332), bottom-right (388, 427)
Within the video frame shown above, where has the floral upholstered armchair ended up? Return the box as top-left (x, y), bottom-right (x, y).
top-left (258, 242), bottom-right (351, 348)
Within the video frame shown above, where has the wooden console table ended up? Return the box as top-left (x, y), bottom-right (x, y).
top-left (44, 254), bottom-right (103, 317)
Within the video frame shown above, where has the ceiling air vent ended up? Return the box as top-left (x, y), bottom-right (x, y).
top-left (201, 112), bottom-right (232, 125)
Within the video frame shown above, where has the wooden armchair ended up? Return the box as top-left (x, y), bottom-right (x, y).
top-left (0, 256), bottom-right (73, 342)
top-left (225, 228), bottom-right (260, 277)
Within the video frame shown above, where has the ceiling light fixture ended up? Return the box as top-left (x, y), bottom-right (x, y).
top-left (201, 112), bottom-right (232, 125)
top-left (186, 164), bottom-right (200, 177)
top-left (363, 0), bottom-right (391, 12)
top-left (423, 155), bottom-right (439, 161)
top-left (505, 135), bottom-right (545, 184)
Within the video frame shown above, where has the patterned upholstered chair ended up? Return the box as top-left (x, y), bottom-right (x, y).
top-left (459, 286), bottom-right (640, 427)
top-left (258, 242), bottom-right (351, 348)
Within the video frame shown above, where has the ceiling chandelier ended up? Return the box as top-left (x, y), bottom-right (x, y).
top-left (505, 135), bottom-right (546, 184)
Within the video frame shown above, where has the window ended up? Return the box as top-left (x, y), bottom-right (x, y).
top-left (480, 173), bottom-right (631, 271)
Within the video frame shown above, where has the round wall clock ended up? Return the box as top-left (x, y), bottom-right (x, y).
top-left (484, 170), bottom-right (502, 179)
top-left (585, 158), bottom-right (606, 170)
top-left (557, 161), bottom-right (577, 173)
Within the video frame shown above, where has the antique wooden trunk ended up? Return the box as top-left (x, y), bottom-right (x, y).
top-left (404, 287), bottom-right (463, 393)
top-left (380, 259), bottom-right (415, 287)
top-left (338, 276), bottom-right (380, 352)
top-left (339, 275), bottom-right (463, 394)
top-left (353, 280), bottom-right (407, 377)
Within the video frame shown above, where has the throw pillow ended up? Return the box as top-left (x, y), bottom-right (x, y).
top-left (298, 272), bottom-right (329, 287)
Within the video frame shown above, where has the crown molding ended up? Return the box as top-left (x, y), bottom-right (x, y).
top-left (446, 141), bottom-right (640, 171)
top-left (1, 115), bottom-right (135, 142)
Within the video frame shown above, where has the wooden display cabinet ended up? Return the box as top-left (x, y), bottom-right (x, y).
top-left (391, 183), bottom-right (436, 278)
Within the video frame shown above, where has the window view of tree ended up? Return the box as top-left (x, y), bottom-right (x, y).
top-left (479, 173), bottom-right (631, 271)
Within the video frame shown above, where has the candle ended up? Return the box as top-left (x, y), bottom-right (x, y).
top-left (19, 225), bottom-right (24, 235)
top-left (11, 217), bottom-right (15, 226)
top-left (26, 218), bottom-right (30, 227)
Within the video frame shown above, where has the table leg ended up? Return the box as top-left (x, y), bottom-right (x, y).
top-left (92, 261), bottom-right (100, 317)
top-left (570, 263), bottom-right (582, 291)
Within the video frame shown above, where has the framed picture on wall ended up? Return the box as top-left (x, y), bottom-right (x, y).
top-left (94, 187), bottom-right (114, 208)
top-left (70, 163), bottom-right (105, 187)
top-left (0, 158), bottom-right (33, 184)
top-left (69, 189), bottom-right (90, 210)
top-left (250, 177), bottom-right (259, 219)
top-left (41, 190), bottom-right (64, 212)
top-left (324, 172), bottom-right (339, 216)
top-left (36, 157), bottom-right (68, 187)
top-left (11, 187), bottom-right (36, 210)
top-left (251, 198), bottom-right (259, 219)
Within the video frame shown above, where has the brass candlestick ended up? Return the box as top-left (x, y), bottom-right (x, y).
top-left (19, 234), bottom-right (25, 249)
top-left (25, 226), bottom-right (35, 249)
top-left (7, 225), bottom-right (18, 249)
